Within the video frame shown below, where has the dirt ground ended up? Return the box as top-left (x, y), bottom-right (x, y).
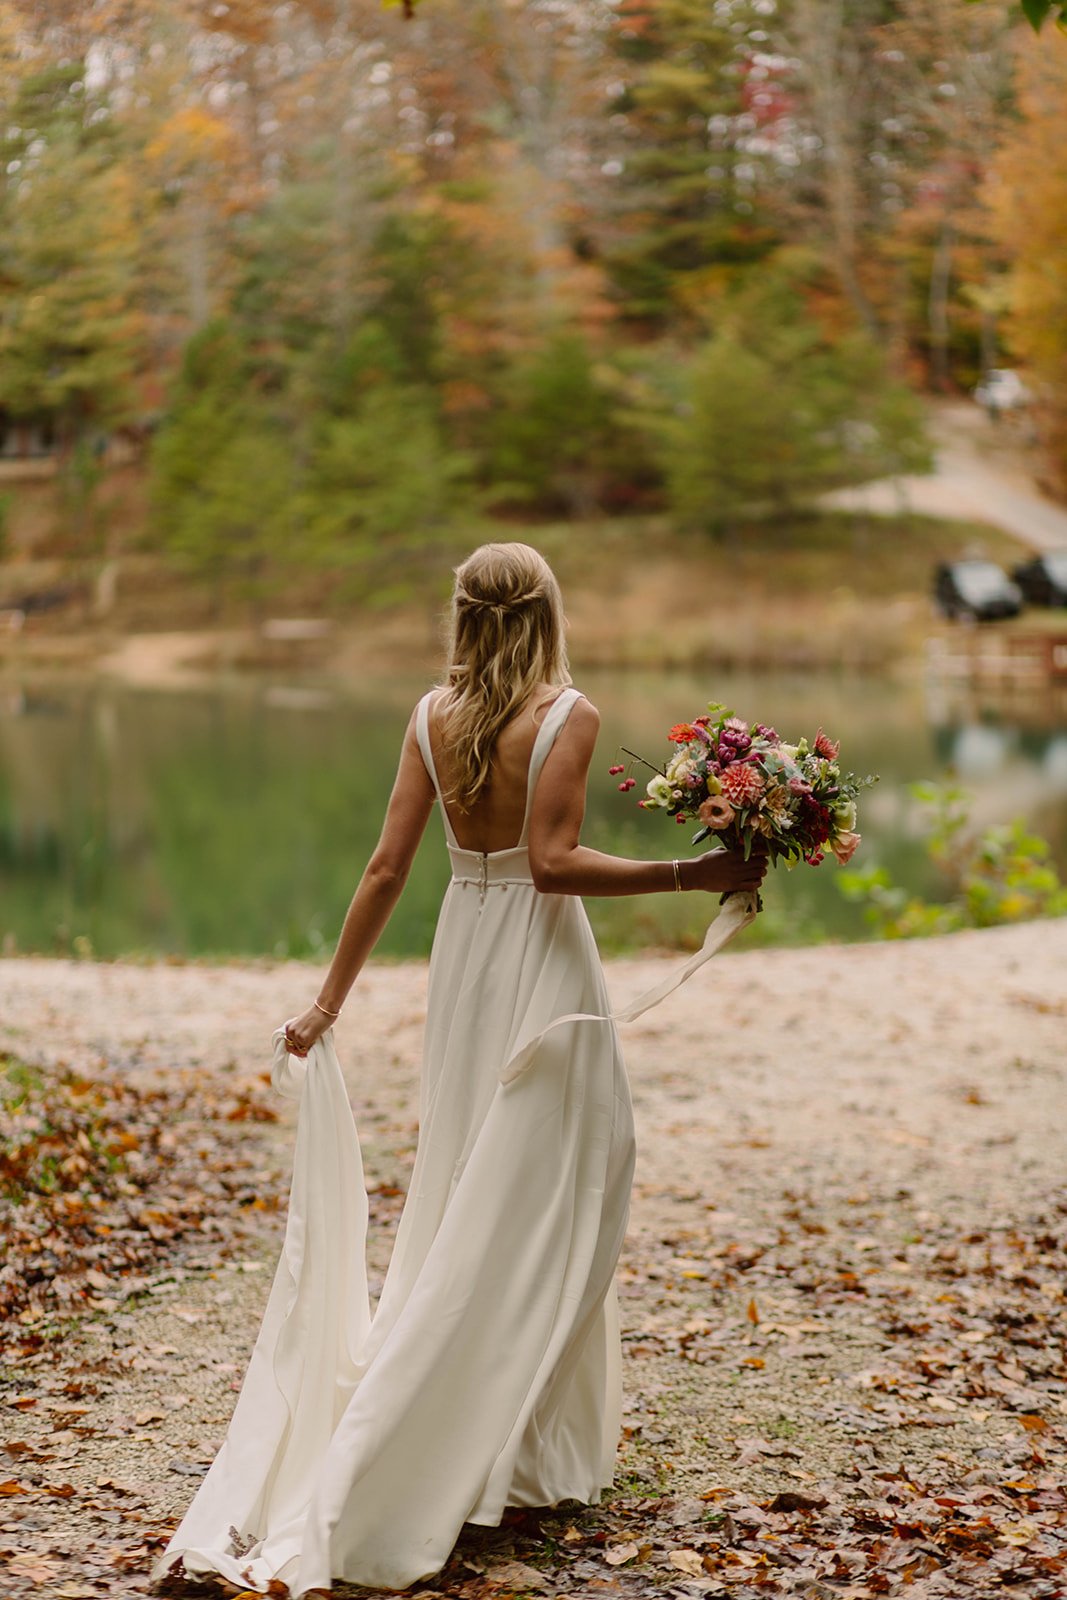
top-left (1, 920), bottom-right (1065, 1597)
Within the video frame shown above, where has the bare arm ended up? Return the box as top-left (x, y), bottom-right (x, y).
top-left (282, 707), bottom-right (436, 1053)
top-left (527, 699), bottom-right (768, 898)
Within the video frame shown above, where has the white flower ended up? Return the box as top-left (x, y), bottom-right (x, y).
top-left (646, 774), bottom-right (672, 807)
top-left (833, 799), bottom-right (857, 830)
top-left (665, 751), bottom-right (695, 786)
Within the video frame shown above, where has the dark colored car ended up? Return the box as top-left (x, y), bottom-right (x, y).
top-left (1012, 553), bottom-right (1067, 608)
top-left (934, 560), bottom-right (1023, 621)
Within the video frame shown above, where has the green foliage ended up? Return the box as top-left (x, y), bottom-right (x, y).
top-left (488, 334), bottom-right (615, 515)
top-left (366, 212), bottom-right (450, 389)
top-left (0, 63), bottom-right (138, 463)
top-left (660, 262), bottom-right (930, 533)
top-left (297, 384), bottom-right (471, 576)
top-left (150, 320), bottom-right (469, 591)
top-left (607, 0), bottom-right (777, 323)
top-left (150, 324), bottom-right (280, 587)
top-left (838, 780), bottom-right (1067, 938)
top-left (966, 0), bottom-right (1067, 31)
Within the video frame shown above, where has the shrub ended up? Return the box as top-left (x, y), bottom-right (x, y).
top-left (838, 780), bottom-right (1067, 938)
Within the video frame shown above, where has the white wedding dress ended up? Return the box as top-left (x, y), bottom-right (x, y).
top-left (154, 686), bottom-right (639, 1594)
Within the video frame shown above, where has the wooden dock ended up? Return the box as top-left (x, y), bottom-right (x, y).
top-left (926, 630), bottom-right (1067, 686)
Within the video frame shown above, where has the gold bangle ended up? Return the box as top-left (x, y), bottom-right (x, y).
top-left (314, 999), bottom-right (340, 1018)
top-left (672, 859), bottom-right (682, 892)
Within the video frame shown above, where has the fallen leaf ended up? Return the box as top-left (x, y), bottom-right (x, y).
top-left (669, 1548), bottom-right (705, 1577)
top-left (169, 1306), bottom-right (205, 1325)
top-left (486, 1560), bottom-right (550, 1590)
top-left (765, 1491), bottom-right (828, 1512)
top-left (998, 1520), bottom-right (1040, 1547)
top-left (603, 1543), bottom-right (640, 1566)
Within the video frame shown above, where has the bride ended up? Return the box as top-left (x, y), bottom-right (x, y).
top-left (155, 541), bottom-right (767, 1595)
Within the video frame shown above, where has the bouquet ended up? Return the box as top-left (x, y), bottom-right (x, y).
top-left (610, 703), bottom-right (876, 883)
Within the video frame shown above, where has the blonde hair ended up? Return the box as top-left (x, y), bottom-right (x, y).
top-left (435, 542), bottom-right (571, 811)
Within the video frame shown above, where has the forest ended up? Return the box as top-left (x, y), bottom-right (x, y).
top-left (0, 0), bottom-right (1064, 595)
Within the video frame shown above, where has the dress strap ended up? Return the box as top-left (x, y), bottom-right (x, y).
top-left (519, 687), bottom-right (583, 846)
top-left (414, 690), bottom-right (460, 849)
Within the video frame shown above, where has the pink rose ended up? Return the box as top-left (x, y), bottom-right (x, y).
top-left (831, 830), bottom-right (860, 864)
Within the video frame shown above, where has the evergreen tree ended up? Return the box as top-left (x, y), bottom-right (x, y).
top-left (662, 253), bottom-right (930, 532)
top-left (604, 0), bottom-right (777, 325)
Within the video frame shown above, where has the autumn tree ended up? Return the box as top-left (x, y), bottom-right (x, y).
top-left (877, 0), bottom-right (1016, 388)
top-left (985, 34), bottom-right (1067, 484)
top-left (0, 56), bottom-right (142, 544)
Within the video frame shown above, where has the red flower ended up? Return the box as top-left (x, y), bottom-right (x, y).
top-left (813, 728), bottom-right (840, 761)
top-left (668, 723), bottom-right (698, 744)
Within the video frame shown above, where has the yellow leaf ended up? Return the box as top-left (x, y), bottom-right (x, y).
top-left (669, 1549), bottom-right (705, 1577)
top-left (998, 1520), bottom-right (1039, 1547)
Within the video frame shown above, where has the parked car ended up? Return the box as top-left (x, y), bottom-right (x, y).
top-left (1012, 553), bottom-right (1067, 608)
top-left (973, 368), bottom-right (1031, 414)
top-left (934, 560), bottom-right (1023, 621)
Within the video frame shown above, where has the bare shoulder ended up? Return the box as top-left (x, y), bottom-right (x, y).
top-left (569, 694), bottom-right (600, 732)
top-left (553, 693), bottom-right (599, 756)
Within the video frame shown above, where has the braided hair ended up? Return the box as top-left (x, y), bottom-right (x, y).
top-left (434, 543), bottom-right (571, 811)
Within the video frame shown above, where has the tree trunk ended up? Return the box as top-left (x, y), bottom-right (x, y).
top-left (928, 216), bottom-right (954, 392)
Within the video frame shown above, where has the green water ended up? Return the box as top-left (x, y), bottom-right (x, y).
top-left (1, 667), bottom-right (1065, 960)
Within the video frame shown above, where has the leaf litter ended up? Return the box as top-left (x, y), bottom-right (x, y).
top-left (0, 928), bottom-right (1065, 1598)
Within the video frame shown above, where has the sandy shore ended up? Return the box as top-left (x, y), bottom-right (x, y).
top-left (1, 923), bottom-right (1065, 1595)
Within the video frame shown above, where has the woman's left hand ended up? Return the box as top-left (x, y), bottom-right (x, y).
top-left (281, 1005), bottom-right (333, 1057)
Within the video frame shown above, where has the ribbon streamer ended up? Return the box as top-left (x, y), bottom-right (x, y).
top-left (498, 888), bottom-right (759, 1086)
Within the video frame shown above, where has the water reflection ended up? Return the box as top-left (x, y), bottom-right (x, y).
top-left (0, 667), bottom-right (1064, 959)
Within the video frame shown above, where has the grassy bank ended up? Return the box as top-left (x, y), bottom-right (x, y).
top-left (0, 494), bottom-right (1033, 677)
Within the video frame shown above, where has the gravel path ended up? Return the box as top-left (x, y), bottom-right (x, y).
top-left (1, 921), bottom-right (1065, 1595)
top-left (825, 402), bottom-right (1067, 552)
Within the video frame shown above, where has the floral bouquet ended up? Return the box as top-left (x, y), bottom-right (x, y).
top-left (610, 704), bottom-right (876, 895)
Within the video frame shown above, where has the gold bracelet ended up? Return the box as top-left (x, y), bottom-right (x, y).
top-left (672, 859), bottom-right (682, 892)
top-left (314, 999), bottom-right (341, 1018)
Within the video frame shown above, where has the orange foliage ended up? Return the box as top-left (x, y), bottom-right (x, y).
top-left (986, 35), bottom-right (1067, 483)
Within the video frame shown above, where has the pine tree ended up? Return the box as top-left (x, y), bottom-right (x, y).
top-left (603, 0), bottom-right (777, 325)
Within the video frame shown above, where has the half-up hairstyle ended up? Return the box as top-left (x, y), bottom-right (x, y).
top-left (435, 542), bottom-right (571, 811)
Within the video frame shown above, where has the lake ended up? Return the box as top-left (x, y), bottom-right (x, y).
top-left (1, 666), bottom-right (1065, 960)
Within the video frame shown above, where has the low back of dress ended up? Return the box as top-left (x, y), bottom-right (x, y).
top-left (415, 684), bottom-right (582, 870)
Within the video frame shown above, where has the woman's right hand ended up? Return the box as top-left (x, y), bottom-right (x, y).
top-left (685, 842), bottom-right (769, 896)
